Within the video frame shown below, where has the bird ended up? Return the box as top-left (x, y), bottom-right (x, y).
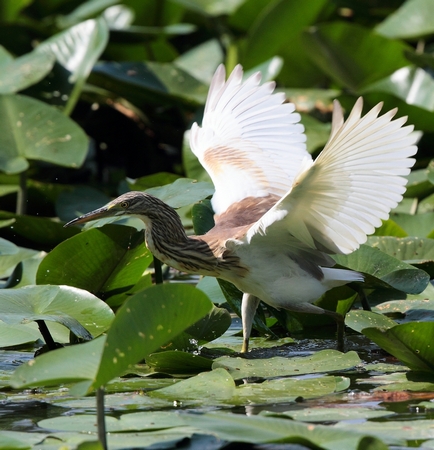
top-left (65, 64), bottom-right (418, 353)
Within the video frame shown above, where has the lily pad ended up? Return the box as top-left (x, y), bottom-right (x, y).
top-left (368, 236), bottom-right (434, 276)
top-left (0, 285), bottom-right (114, 341)
top-left (234, 375), bottom-right (350, 405)
top-left (36, 224), bottom-right (152, 303)
top-left (335, 419), bottom-right (434, 443)
top-left (94, 283), bottom-right (213, 387)
top-left (0, 48), bottom-right (55, 94)
top-left (375, 299), bottom-right (434, 323)
top-left (333, 244), bottom-right (429, 294)
top-left (149, 368), bottom-right (236, 404)
top-left (345, 310), bottom-right (398, 334)
top-left (145, 178), bottom-right (214, 209)
top-left (265, 406), bottom-right (393, 422)
top-left (363, 322), bottom-right (434, 372)
top-left (0, 94), bottom-right (88, 173)
top-left (375, 0), bottom-right (434, 39)
top-left (181, 411), bottom-right (390, 448)
top-left (146, 351), bottom-right (213, 374)
top-left (213, 350), bottom-right (361, 380)
top-left (357, 371), bottom-right (434, 392)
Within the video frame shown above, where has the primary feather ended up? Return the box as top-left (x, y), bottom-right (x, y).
top-left (190, 64), bottom-right (309, 215)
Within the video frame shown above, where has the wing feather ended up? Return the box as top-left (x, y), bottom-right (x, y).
top-left (247, 98), bottom-right (418, 254)
top-left (190, 64), bottom-right (309, 215)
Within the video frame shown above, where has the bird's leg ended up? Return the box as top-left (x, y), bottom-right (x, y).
top-left (322, 309), bottom-right (345, 352)
top-left (241, 293), bottom-right (261, 353)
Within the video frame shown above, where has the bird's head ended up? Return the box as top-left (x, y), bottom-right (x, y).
top-left (64, 191), bottom-right (168, 227)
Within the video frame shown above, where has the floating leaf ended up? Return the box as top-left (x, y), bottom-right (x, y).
top-left (375, 298), bottom-right (434, 323)
top-left (345, 310), bottom-right (397, 334)
top-left (0, 49), bottom-right (55, 94)
top-left (368, 236), bottom-right (434, 277)
top-left (333, 244), bottom-right (429, 294)
top-left (36, 225), bottom-right (152, 303)
top-left (362, 66), bottom-right (434, 113)
top-left (242, 0), bottom-right (328, 87)
top-left (302, 22), bottom-right (410, 90)
top-left (275, 406), bottom-right (392, 422)
top-left (10, 337), bottom-right (105, 388)
top-left (213, 350), bottom-right (360, 380)
top-left (363, 321), bottom-right (434, 372)
top-left (375, 0), bottom-right (434, 39)
top-left (94, 284), bottom-right (213, 387)
top-left (145, 178), bottom-right (214, 208)
top-left (90, 61), bottom-right (208, 108)
top-left (146, 351), bottom-right (212, 374)
top-left (0, 94), bottom-right (88, 173)
top-left (0, 285), bottom-right (114, 341)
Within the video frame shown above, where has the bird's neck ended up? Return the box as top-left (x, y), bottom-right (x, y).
top-left (141, 202), bottom-right (211, 273)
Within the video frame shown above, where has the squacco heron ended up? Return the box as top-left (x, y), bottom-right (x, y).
top-left (66, 64), bottom-right (418, 352)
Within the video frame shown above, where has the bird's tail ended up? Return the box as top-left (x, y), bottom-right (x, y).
top-left (321, 267), bottom-right (364, 289)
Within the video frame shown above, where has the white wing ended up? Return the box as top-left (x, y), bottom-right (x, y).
top-left (247, 98), bottom-right (418, 254)
top-left (189, 64), bottom-right (309, 215)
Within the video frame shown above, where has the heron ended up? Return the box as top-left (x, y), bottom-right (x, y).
top-left (65, 64), bottom-right (418, 352)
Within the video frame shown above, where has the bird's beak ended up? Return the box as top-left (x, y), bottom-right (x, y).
top-left (64, 206), bottom-right (112, 227)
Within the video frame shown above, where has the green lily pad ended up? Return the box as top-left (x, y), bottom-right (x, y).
top-left (94, 284), bottom-right (213, 388)
top-left (0, 94), bottom-right (88, 173)
top-left (213, 350), bottom-right (361, 380)
top-left (10, 336), bottom-right (105, 389)
top-left (0, 48), bottom-right (55, 94)
top-left (333, 244), bottom-right (429, 294)
top-left (265, 406), bottom-right (393, 422)
top-left (196, 276), bottom-right (227, 304)
top-left (368, 236), bottom-right (434, 276)
top-left (363, 322), bottom-right (434, 372)
top-left (0, 211), bottom-right (77, 248)
top-left (357, 371), bottom-right (434, 391)
top-left (299, 113), bottom-right (332, 153)
top-left (345, 310), bottom-right (398, 334)
top-left (146, 351), bottom-right (212, 374)
top-left (181, 411), bottom-right (390, 448)
top-left (35, 18), bottom-right (109, 114)
top-left (149, 367), bottom-right (236, 403)
top-left (335, 419), bottom-right (434, 443)
top-left (164, 305), bottom-right (231, 351)
top-left (90, 61), bottom-right (208, 108)
top-left (36, 225), bottom-right (152, 303)
top-left (11, 284), bottom-right (213, 392)
top-left (391, 212), bottom-right (434, 238)
top-left (362, 66), bottom-right (434, 113)
top-left (375, 299), bottom-right (434, 323)
top-left (234, 375), bottom-right (350, 405)
top-left (302, 22), bottom-right (410, 91)
top-left (0, 322), bottom-right (41, 347)
top-left (127, 172), bottom-right (180, 191)
top-left (56, 186), bottom-right (111, 223)
top-left (146, 178), bottom-right (214, 209)
top-left (0, 285), bottom-right (114, 341)
top-left (375, 0), bottom-right (434, 39)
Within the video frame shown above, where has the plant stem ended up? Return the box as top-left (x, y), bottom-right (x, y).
top-left (154, 256), bottom-right (163, 284)
top-left (16, 170), bottom-right (27, 215)
top-left (96, 387), bottom-right (107, 450)
top-left (36, 320), bottom-right (57, 350)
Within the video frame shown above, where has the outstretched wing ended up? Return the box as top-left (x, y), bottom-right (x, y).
top-left (190, 64), bottom-right (309, 216)
top-left (246, 98), bottom-right (418, 254)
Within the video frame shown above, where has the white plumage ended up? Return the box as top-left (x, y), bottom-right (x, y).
top-left (190, 64), bottom-right (418, 351)
top-left (68, 64), bottom-right (418, 353)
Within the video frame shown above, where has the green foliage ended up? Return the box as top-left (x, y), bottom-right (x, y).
top-left (0, 1), bottom-right (434, 448)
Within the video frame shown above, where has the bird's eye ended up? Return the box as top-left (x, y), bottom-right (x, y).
top-left (120, 201), bottom-right (129, 208)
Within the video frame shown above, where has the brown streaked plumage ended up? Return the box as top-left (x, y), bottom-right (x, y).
top-left (65, 64), bottom-right (418, 353)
